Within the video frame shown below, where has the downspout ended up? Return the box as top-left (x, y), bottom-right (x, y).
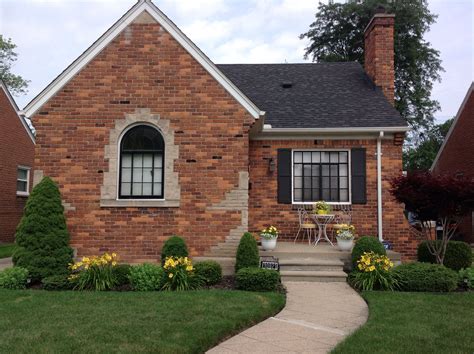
top-left (377, 131), bottom-right (384, 241)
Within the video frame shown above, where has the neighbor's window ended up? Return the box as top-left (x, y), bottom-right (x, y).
top-left (293, 151), bottom-right (350, 203)
top-left (119, 125), bottom-right (164, 199)
top-left (17, 166), bottom-right (30, 196)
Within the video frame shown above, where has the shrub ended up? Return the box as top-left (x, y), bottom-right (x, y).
top-left (194, 260), bottom-right (222, 286)
top-left (129, 263), bottom-right (164, 291)
top-left (162, 256), bottom-right (202, 291)
top-left (42, 274), bottom-right (72, 290)
top-left (235, 267), bottom-right (280, 292)
top-left (161, 236), bottom-right (188, 265)
top-left (0, 267), bottom-right (29, 290)
top-left (351, 236), bottom-right (386, 268)
top-left (350, 251), bottom-right (398, 291)
top-left (235, 232), bottom-right (259, 272)
top-left (458, 267), bottom-right (474, 289)
top-left (113, 264), bottom-right (131, 287)
top-left (418, 240), bottom-right (472, 271)
top-left (393, 262), bottom-right (457, 292)
top-left (69, 253), bottom-right (118, 291)
top-left (13, 177), bottom-right (74, 282)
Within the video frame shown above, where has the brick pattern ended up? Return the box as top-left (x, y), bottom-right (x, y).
top-left (0, 89), bottom-right (35, 243)
top-left (248, 139), bottom-right (418, 260)
top-left (364, 15), bottom-right (395, 105)
top-left (31, 15), bottom-right (254, 262)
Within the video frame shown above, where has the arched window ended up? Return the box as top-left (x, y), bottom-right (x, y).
top-left (119, 125), bottom-right (164, 199)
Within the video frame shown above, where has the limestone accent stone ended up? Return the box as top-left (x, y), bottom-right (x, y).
top-left (33, 169), bottom-right (44, 187)
top-left (100, 108), bottom-right (180, 208)
top-left (133, 11), bottom-right (156, 24)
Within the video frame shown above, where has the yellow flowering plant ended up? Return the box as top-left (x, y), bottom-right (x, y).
top-left (162, 256), bottom-right (203, 291)
top-left (351, 251), bottom-right (399, 291)
top-left (336, 224), bottom-right (355, 240)
top-left (69, 252), bottom-right (119, 291)
top-left (314, 201), bottom-right (331, 214)
top-left (260, 226), bottom-right (278, 240)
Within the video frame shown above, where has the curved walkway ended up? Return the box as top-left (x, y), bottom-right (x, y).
top-left (208, 282), bottom-right (368, 354)
top-left (0, 257), bottom-right (12, 271)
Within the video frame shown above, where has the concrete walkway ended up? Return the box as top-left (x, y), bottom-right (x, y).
top-left (0, 258), bottom-right (13, 271)
top-left (208, 282), bottom-right (368, 354)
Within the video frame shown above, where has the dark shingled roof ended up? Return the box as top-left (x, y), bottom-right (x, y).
top-left (217, 62), bottom-right (407, 129)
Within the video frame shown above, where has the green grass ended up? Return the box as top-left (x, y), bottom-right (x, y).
top-left (333, 291), bottom-right (474, 354)
top-left (0, 289), bottom-right (285, 353)
top-left (0, 243), bottom-right (16, 258)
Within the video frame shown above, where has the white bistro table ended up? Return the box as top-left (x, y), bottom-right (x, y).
top-left (312, 214), bottom-right (335, 246)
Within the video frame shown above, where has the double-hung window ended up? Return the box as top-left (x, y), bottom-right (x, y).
top-left (293, 151), bottom-right (350, 203)
top-left (17, 166), bottom-right (30, 196)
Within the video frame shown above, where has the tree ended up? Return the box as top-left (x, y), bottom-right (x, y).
top-left (403, 118), bottom-right (453, 171)
top-left (300, 0), bottom-right (443, 134)
top-left (0, 35), bottom-right (29, 95)
top-left (391, 172), bottom-right (474, 265)
top-left (13, 177), bottom-right (73, 282)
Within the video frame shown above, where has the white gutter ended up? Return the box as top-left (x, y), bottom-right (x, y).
top-left (377, 131), bottom-right (384, 241)
top-left (261, 126), bottom-right (410, 134)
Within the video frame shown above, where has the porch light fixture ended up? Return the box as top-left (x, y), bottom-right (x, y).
top-left (268, 157), bottom-right (276, 173)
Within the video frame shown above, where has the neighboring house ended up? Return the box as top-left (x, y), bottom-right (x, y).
top-left (23, 0), bottom-right (413, 261)
top-left (0, 81), bottom-right (35, 243)
top-left (432, 83), bottom-right (474, 244)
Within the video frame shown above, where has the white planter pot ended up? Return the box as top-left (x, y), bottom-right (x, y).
top-left (261, 236), bottom-right (278, 251)
top-left (336, 237), bottom-right (354, 251)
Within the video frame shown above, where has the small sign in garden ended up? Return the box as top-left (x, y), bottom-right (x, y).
top-left (260, 256), bottom-right (280, 271)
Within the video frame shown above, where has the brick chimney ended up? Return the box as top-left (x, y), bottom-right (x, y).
top-left (364, 6), bottom-right (395, 105)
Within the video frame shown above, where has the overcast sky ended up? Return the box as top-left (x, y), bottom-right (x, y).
top-left (1, 0), bottom-right (472, 123)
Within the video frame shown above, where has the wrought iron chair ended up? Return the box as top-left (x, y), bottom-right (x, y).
top-left (331, 205), bottom-right (353, 241)
top-left (295, 207), bottom-right (316, 244)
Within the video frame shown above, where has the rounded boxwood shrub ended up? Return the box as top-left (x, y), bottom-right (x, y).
top-left (161, 236), bottom-right (188, 265)
top-left (0, 267), bottom-right (29, 290)
top-left (417, 240), bottom-right (472, 271)
top-left (42, 274), bottom-right (73, 290)
top-left (129, 263), bottom-right (164, 291)
top-left (393, 262), bottom-right (457, 292)
top-left (235, 267), bottom-right (280, 292)
top-left (235, 232), bottom-right (259, 272)
top-left (352, 236), bottom-right (386, 268)
top-left (113, 264), bottom-right (131, 287)
top-left (194, 260), bottom-right (222, 286)
top-left (13, 177), bottom-right (73, 282)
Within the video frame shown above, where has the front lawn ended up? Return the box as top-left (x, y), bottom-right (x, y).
top-left (0, 243), bottom-right (16, 259)
top-left (0, 289), bottom-right (285, 353)
top-left (333, 291), bottom-right (474, 354)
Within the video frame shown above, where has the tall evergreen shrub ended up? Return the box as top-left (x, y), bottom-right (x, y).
top-left (235, 232), bottom-right (259, 272)
top-left (13, 177), bottom-right (73, 281)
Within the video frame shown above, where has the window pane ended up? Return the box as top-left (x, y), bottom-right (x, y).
top-left (153, 183), bottom-right (162, 196)
top-left (294, 152), bottom-right (302, 163)
top-left (312, 188), bottom-right (320, 200)
top-left (311, 165), bottom-right (319, 176)
top-left (340, 190), bottom-right (349, 202)
top-left (330, 165), bottom-right (338, 176)
top-left (154, 155), bottom-right (163, 168)
top-left (133, 155), bottom-right (143, 168)
top-left (312, 177), bottom-right (319, 189)
top-left (322, 177), bottom-right (330, 188)
top-left (133, 168), bottom-right (143, 182)
top-left (330, 189), bottom-right (338, 201)
top-left (303, 165), bottom-right (311, 177)
top-left (294, 164), bottom-right (302, 176)
top-left (17, 169), bottom-right (28, 180)
top-left (121, 168), bottom-right (131, 182)
top-left (330, 152), bottom-right (339, 163)
top-left (294, 177), bottom-right (302, 189)
top-left (143, 168), bottom-right (153, 183)
top-left (340, 177), bottom-right (348, 189)
top-left (303, 189), bottom-right (311, 201)
top-left (143, 183), bottom-right (152, 195)
top-left (312, 152), bottom-right (320, 163)
top-left (122, 154), bottom-right (132, 167)
top-left (304, 177), bottom-right (311, 189)
top-left (321, 152), bottom-right (330, 163)
top-left (17, 181), bottom-right (27, 192)
top-left (294, 189), bottom-right (302, 201)
top-left (303, 152), bottom-right (311, 163)
top-left (340, 152), bottom-right (348, 163)
top-left (143, 154), bottom-right (153, 167)
top-left (330, 177), bottom-right (338, 187)
top-left (132, 183), bottom-right (142, 195)
top-left (121, 183), bottom-right (131, 196)
top-left (322, 165), bottom-right (329, 176)
top-left (154, 168), bottom-right (163, 182)
top-left (322, 189), bottom-right (330, 200)
top-left (339, 164), bottom-right (348, 177)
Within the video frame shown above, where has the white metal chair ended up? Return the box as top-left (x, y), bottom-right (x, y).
top-left (331, 205), bottom-right (353, 242)
top-left (295, 208), bottom-right (316, 244)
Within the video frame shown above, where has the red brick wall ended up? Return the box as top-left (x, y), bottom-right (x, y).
top-left (0, 89), bottom-right (35, 243)
top-left (31, 17), bottom-right (254, 262)
top-left (249, 139), bottom-right (418, 259)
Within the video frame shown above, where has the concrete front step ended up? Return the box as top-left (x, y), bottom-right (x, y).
top-left (280, 270), bottom-right (347, 283)
top-left (279, 258), bottom-right (344, 272)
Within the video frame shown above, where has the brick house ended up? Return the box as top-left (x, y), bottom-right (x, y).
top-left (432, 83), bottom-right (474, 244)
top-left (22, 0), bottom-right (414, 262)
top-left (0, 81), bottom-right (35, 243)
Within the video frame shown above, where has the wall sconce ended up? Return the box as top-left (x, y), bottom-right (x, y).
top-left (268, 157), bottom-right (276, 173)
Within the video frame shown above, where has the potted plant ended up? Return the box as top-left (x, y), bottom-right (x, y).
top-left (260, 226), bottom-right (278, 251)
top-left (314, 201), bottom-right (331, 215)
top-left (335, 224), bottom-right (355, 251)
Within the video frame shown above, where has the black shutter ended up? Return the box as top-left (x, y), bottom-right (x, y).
top-left (277, 149), bottom-right (292, 204)
top-left (351, 148), bottom-right (367, 204)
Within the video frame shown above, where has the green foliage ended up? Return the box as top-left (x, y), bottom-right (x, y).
top-left (42, 274), bottom-right (73, 291)
top-left (129, 263), bottom-right (164, 291)
top-left (13, 177), bottom-right (74, 282)
top-left (161, 236), bottom-right (188, 265)
top-left (418, 240), bottom-right (472, 271)
top-left (393, 262), bottom-right (457, 292)
top-left (113, 264), bottom-right (131, 287)
top-left (300, 0), bottom-right (443, 134)
top-left (194, 261), bottom-right (222, 286)
top-left (0, 267), bottom-right (29, 290)
top-left (0, 243), bottom-right (17, 259)
top-left (458, 268), bottom-right (474, 289)
top-left (235, 267), bottom-right (280, 292)
top-left (350, 252), bottom-right (398, 291)
top-left (0, 35), bottom-right (29, 95)
top-left (235, 232), bottom-right (259, 272)
top-left (351, 236), bottom-right (386, 268)
top-left (162, 257), bottom-right (203, 291)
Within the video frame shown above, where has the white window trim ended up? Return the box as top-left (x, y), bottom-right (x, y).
top-left (17, 166), bottom-right (31, 197)
top-left (291, 149), bottom-right (352, 205)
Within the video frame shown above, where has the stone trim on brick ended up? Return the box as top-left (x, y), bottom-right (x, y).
top-left (100, 108), bottom-right (180, 208)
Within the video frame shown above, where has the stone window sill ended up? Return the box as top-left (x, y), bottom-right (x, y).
top-left (100, 199), bottom-right (180, 208)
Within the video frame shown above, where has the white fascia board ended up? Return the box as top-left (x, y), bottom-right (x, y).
top-left (23, 1), bottom-right (262, 119)
top-left (263, 126), bottom-right (410, 133)
top-left (0, 81), bottom-right (36, 144)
